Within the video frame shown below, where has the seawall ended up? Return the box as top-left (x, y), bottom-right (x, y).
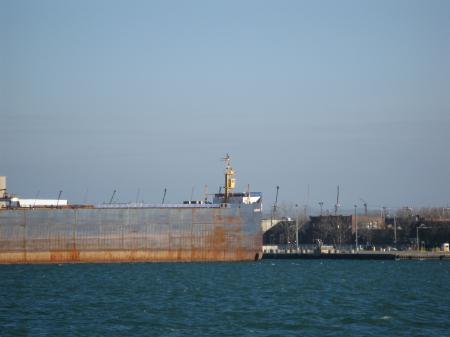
top-left (263, 251), bottom-right (450, 260)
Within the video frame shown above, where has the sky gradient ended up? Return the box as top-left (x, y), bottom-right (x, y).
top-left (1, 0), bottom-right (450, 212)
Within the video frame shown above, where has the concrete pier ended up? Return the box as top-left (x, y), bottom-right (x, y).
top-left (263, 251), bottom-right (450, 261)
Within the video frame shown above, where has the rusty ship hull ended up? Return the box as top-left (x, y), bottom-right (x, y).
top-left (0, 203), bottom-right (262, 264)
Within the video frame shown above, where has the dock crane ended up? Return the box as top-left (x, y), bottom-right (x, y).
top-left (56, 190), bottom-right (63, 208)
top-left (270, 185), bottom-right (280, 227)
top-left (109, 190), bottom-right (116, 204)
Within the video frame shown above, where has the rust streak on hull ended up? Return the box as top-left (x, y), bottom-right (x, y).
top-left (0, 205), bottom-right (262, 264)
top-left (0, 249), bottom-right (261, 264)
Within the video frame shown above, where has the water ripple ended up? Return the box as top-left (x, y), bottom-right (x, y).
top-left (0, 260), bottom-right (449, 336)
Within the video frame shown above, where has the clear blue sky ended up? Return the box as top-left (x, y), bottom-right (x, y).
top-left (1, 0), bottom-right (449, 212)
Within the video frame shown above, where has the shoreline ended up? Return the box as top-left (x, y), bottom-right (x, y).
top-left (262, 251), bottom-right (450, 260)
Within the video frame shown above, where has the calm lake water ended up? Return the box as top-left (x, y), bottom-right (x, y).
top-left (0, 260), bottom-right (449, 336)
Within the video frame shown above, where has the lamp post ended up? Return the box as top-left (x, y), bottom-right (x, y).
top-left (295, 204), bottom-right (299, 251)
top-left (393, 214), bottom-right (397, 247)
top-left (416, 224), bottom-right (431, 250)
top-left (354, 204), bottom-right (358, 251)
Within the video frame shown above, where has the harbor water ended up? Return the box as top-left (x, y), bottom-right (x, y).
top-left (1, 260), bottom-right (449, 336)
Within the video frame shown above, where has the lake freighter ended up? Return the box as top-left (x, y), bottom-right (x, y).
top-left (0, 155), bottom-right (262, 264)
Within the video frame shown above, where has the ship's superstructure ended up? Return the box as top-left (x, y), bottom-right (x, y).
top-left (0, 156), bottom-right (262, 264)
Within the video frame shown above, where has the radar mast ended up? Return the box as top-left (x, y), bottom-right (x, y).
top-left (223, 154), bottom-right (235, 203)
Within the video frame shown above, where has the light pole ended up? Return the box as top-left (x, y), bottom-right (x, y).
top-left (319, 202), bottom-right (323, 216)
top-left (393, 214), bottom-right (397, 247)
top-left (295, 204), bottom-right (299, 251)
top-left (416, 224), bottom-right (431, 250)
top-left (354, 204), bottom-right (358, 251)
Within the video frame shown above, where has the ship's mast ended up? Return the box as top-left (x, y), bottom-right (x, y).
top-left (223, 154), bottom-right (235, 204)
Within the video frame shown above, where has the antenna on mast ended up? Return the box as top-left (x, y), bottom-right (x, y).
top-left (223, 154), bottom-right (235, 203)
